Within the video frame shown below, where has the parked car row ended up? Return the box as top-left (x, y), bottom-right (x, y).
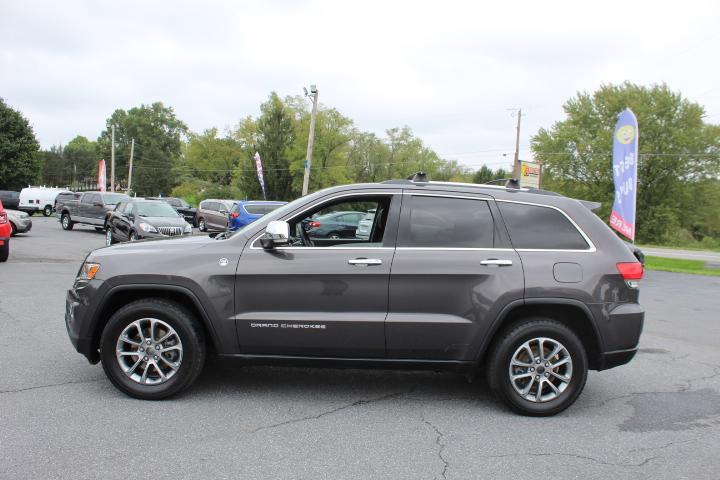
top-left (0, 187), bottom-right (291, 249)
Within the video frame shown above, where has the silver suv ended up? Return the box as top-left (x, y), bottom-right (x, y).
top-left (65, 177), bottom-right (644, 416)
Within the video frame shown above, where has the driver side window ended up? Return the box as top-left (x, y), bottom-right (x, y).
top-left (288, 196), bottom-right (391, 248)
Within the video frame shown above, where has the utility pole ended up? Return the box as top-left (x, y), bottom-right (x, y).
top-left (512, 108), bottom-right (522, 178)
top-left (127, 138), bottom-right (135, 194)
top-left (302, 85), bottom-right (319, 196)
top-left (110, 124), bottom-right (116, 192)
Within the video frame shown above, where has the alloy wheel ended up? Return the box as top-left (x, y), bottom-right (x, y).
top-left (115, 318), bottom-right (183, 385)
top-left (508, 337), bottom-right (573, 403)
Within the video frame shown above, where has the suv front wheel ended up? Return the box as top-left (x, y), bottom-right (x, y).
top-left (487, 318), bottom-right (588, 416)
top-left (100, 299), bottom-right (206, 400)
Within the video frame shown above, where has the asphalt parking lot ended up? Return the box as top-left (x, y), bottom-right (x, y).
top-left (1, 216), bottom-right (719, 480)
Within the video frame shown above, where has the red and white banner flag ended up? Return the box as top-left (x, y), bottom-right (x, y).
top-left (98, 159), bottom-right (107, 192)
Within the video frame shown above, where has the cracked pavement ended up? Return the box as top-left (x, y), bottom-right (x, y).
top-left (1, 217), bottom-right (719, 479)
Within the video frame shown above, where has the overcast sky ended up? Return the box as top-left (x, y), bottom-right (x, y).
top-left (2, 0), bottom-right (719, 170)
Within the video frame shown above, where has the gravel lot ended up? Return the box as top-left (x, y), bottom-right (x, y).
top-left (2, 216), bottom-right (719, 479)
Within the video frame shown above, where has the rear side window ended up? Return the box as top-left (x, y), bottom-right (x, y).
top-left (498, 202), bottom-right (589, 250)
top-left (244, 204), bottom-right (283, 215)
top-left (399, 196), bottom-right (494, 248)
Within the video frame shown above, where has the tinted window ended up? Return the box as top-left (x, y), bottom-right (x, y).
top-left (201, 201), bottom-right (217, 211)
top-left (498, 202), bottom-right (589, 250)
top-left (400, 196), bottom-right (494, 248)
top-left (244, 203), bottom-right (284, 215)
top-left (81, 194), bottom-right (95, 204)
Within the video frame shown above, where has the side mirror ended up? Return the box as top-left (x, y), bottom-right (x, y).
top-left (93, 202), bottom-right (103, 207)
top-left (219, 209), bottom-right (228, 215)
top-left (260, 220), bottom-right (290, 249)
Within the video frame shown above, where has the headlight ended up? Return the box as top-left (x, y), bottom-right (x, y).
top-left (78, 262), bottom-right (100, 280)
top-left (184, 223), bottom-right (192, 234)
top-left (138, 222), bottom-right (157, 233)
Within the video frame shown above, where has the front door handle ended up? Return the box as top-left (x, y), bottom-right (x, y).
top-left (480, 259), bottom-right (513, 267)
top-left (348, 258), bottom-right (382, 266)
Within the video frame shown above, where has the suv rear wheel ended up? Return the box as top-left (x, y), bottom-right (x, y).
top-left (100, 299), bottom-right (206, 400)
top-left (198, 217), bottom-right (207, 232)
top-left (61, 213), bottom-right (74, 230)
top-left (487, 318), bottom-right (587, 416)
top-left (43, 205), bottom-right (53, 216)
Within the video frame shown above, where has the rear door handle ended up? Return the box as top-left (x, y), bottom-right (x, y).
top-left (348, 258), bottom-right (382, 266)
top-left (480, 259), bottom-right (513, 266)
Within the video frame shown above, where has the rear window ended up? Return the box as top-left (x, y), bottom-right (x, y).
top-left (399, 196), bottom-right (495, 248)
top-left (243, 203), bottom-right (284, 215)
top-left (497, 202), bottom-right (589, 250)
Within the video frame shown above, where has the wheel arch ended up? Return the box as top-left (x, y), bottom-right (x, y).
top-left (90, 285), bottom-right (221, 363)
top-left (476, 299), bottom-right (604, 371)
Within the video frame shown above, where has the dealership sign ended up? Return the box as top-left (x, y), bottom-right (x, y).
top-left (609, 109), bottom-right (638, 241)
top-left (519, 161), bottom-right (541, 188)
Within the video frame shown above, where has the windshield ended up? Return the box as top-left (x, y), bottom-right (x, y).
top-left (103, 193), bottom-right (130, 205)
top-left (134, 202), bottom-right (180, 217)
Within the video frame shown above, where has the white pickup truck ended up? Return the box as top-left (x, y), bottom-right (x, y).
top-left (57, 191), bottom-right (129, 230)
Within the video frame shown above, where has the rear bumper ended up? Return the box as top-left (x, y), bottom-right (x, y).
top-left (599, 347), bottom-right (638, 370)
top-left (595, 302), bottom-right (644, 370)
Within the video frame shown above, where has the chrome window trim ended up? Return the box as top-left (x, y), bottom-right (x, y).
top-left (494, 199), bottom-right (597, 253)
top-left (396, 247), bottom-right (515, 252)
top-left (249, 190), bottom-right (399, 250)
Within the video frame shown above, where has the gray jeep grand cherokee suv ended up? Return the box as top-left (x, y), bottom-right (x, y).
top-left (65, 177), bottom-right (644, 415)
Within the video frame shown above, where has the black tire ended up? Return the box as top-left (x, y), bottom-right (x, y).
top-left (486, 318), bottom-right (588, 416)
top-left (105, 228), bottom-right (114, 246)
top-left (0, 239), bottom-right (8, 262)
top-left (61, 213), bottom-right (74, 230)
top-left (43, 205), bottom-right (52, 216)
top-left (327, 232), bottom-right (341, 239)
top-left (100, 298), bottom-right (206, 400)
top-left (129, 230), bottom-right (140, 241)
top-left (198, 218), bottom-right (207, 232)
top-left (10, 222), bottom-right (17, 236)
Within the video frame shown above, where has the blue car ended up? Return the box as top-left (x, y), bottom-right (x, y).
top-left (227, 201), bottom-right (287, 231)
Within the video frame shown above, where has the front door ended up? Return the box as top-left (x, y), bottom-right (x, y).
top-left (234, 192), bottom-right (400, 358)
top-left (387, 192), bottom-right (524, 361)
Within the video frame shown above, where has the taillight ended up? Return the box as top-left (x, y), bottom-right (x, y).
top-left (308, 221), bottom-right (321, 228)
top-left (231, 212), bottom-right (239, 218)
top-left (617, 262), bottom-right (643, 288)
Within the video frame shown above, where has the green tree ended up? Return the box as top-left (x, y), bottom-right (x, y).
top-left (0, 98), bottom-right (41, 190)
top-left (182, 128), bottom-right (243, 186)
top-left (531, 82), bottom-right (720, 244)
top-left (39, 145), bottom-right (67, 186)
top-left (64, 136), bottom-right (97, 188)
top-left (472, 165), bottom-right (511, 184)
top-left (97, 102), bottom-right (187, 196)
top-left (232, 93), bottom-right (296, 200)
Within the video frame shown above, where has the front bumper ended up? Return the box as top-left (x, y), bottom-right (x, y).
top-left (14, 218), bottom-right (32, 233)
top-left (65, 279), bottom-right (107, 364)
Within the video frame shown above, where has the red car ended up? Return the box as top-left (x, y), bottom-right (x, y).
top-left (0, 200), bottom-right (10, 262)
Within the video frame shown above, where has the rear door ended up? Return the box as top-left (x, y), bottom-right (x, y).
top-left (386, 192), bottom-right (524, 361)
